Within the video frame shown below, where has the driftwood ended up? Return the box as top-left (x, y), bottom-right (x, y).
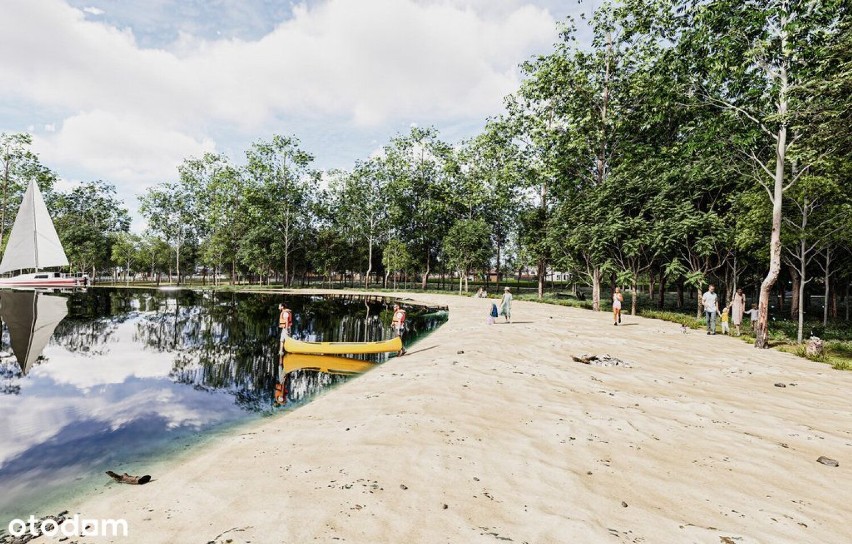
top-left (106, 470), bottom-right (151, 485)
top-left (571, 353), bottom-right (632, 367)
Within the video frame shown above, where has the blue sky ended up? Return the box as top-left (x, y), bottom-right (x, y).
top-left (1, 0), bottom-right (602, 229)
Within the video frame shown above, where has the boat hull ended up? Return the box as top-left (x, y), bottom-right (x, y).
top-left (283, 336), bottom-right (402, 355)
top-left (0, 273), bottom-right (85, 288)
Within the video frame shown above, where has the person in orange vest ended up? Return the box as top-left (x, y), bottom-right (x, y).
top-left (278, 303), bottom-right (293, 344)
top-left (392, 303), bottom-right (407, 356)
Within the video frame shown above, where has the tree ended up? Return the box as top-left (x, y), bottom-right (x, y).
top-left (442, 218), bottom-right (491, 293)
top-left (0, 133), bottom-right (57, 247)
top-left (671, 0), bottom-right (846, 347)
top-left (330, 160), bottom-right (389, 287)
top-left (458, 122), bottom-right (525, 288)
top-left (383, 126), bottom-right (456, 289)
top-left (382, 239), bottom-right (412, 290)
top-left (511, 8), bottom-right (635, 305)
top-left (111, 232), bottom-right (140, 285)
top-left (139, 181), bottom-right (196, 284)
top-left (244, 134), bottom-right (317, 285)
top-left (52, 181), bottom-right (130, 277)
top-left (179, 153), bottom-right (244, 285)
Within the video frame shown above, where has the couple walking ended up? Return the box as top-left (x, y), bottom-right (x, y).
top-left (703, 285), bottom-right (749, 335)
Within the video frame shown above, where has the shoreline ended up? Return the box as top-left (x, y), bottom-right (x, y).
top-left (50, 290), bottom-right (852, 543)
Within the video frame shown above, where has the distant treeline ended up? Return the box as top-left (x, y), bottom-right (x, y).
top-left (1, 1), bottom-right (850, 347)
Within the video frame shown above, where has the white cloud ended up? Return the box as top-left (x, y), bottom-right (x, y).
top-left (33, 110), bottom-right (215, 186)
top-left (1, 0), bottom-right (559, 210)
top-left (82, 5), bottom-right (104, 16)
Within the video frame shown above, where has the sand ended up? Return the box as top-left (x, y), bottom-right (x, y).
top-left (59, 292), bottom-right (851, 543)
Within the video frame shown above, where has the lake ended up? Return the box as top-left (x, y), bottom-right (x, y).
top-left (0, 288), bottom-right (447, 523)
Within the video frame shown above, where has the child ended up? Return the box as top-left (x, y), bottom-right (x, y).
top-left (487, 302), bottom-right (498, 325)
top-left (720, 305), bottom-right (730, 335)
top-left (745, 304), bottom-right (759, 334)
top-left (680, 323), bottom-right (688, 334)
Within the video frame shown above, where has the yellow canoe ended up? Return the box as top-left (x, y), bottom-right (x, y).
top-left (283, 336), bottom-right (402, 355)
top-left (282, 353), bottom-right (375, 375)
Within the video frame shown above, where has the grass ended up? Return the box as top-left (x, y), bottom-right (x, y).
top-left (778, 340), bottom-right (852, 371)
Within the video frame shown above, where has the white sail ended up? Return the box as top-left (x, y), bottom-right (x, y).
top-left (0, 180), bottom-right (69, 274)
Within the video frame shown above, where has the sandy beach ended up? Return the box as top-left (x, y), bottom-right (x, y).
top-left (58, 291), bottom-right (851, 543)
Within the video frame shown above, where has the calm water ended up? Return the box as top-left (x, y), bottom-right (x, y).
top-left (0, 288), bottom-right (447, 522)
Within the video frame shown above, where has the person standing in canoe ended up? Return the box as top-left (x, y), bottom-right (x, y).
top-left (278, 303), bottom-right (293, 341)
top-left (499, 287), bottom-right (513, 323)
top-left (392, 303), bottom-right (407, 356)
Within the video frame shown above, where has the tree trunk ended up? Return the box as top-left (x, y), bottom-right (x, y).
top-left (657, 274), bottom-right (666, 309)
top-left (696, 287), bottom-right (703, 319)
top-left (495, 243), bottom-right (502, 290)
top-left (421, 250), bottom-right (430, 289)
top-left (365, 238), bottom-right (373, 289)
top-left (592, 266), bottom-right (601, 311)
top-left (537, 258), bottom-right (545, 299)
top-left (797, 257), bottom-right (806, 344)
top-left (789, 265), bottom-right (800, 319)
top-left (676, 280), bottom-right (684, 309)
top-left (755, 123), bottom-right (786, 348)
top-left (631, 277), bottom-right (638, 316)
top-left (648, 270), bottom-right (655, 299)
top-left (830, 278), bottom-right (837, 319)
top-left (823, 248), bottom-right (831, 326)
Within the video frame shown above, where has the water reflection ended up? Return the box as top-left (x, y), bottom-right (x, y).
top-left (275, 353), bottom-right (376, 407)
top-left (0, 288), bottom-right (446, 522)
top-left (0, 291), bottom-right (68, 375)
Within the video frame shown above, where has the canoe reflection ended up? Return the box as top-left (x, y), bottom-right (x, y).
top-left (275, 353), bottom-right (376, 406)
top-left (0, 290), bottom-right (68, 375)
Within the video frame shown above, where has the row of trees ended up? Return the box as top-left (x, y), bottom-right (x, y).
top-left (2, 0), bottom-right (850, 348)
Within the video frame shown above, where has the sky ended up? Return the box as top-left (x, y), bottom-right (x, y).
top-left (1, 0), bottom-right (602, 230)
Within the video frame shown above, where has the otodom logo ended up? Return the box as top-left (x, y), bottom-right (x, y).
top-left (8, 515), bottom-right (129, 538)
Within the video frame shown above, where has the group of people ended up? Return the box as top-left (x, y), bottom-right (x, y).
top-left (483, 287), bottom-right (513, 324)
top-left (702, 285), bottom-right (759, 336)
top-left (277, 301), bottom-right (407, 356)
top-left (611, 284), bottom-right (761, 334)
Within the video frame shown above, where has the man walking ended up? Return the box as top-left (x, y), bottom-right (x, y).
top-left (702, 284), bottom-right (720, 335)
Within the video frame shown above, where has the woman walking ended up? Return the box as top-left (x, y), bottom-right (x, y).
top-left (612, 287), bottom-right (623, 326)
top-left (730, 288), bottom-right (746, 336)
top-left (499, 287), bottom-right (513, 323)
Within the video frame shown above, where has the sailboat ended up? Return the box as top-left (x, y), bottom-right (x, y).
top-left (0, 179), bottom-right (85, 287)
top-left (0, 290), bottom-right (68, 375)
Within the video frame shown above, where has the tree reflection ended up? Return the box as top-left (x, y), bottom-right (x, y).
top-left (3, 288), bottom-right (447, 409)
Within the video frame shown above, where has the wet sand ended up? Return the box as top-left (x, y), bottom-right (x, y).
top-left (63, 292), bottom-right (852, 543)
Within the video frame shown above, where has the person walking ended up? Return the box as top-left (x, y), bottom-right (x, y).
top-left (612, 287), bottom-right (623, 326)
top-left (392, 303), bottom-right (407, 356)
top-left (702, 284), bottom-right (720, 335)
top-left (744, 303), bottom-right (759, 334)
top-left (730, 288), bottom-right (746, 336)
top-left (499, 287), bottom-right (513, 323)
top-left (720, 304), bottom-right (731, 335)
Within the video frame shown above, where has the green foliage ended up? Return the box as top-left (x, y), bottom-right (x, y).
top-left (442, 218), bottom-right (491, 292)
top-left (52, 180), bottom-right (130, 274)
